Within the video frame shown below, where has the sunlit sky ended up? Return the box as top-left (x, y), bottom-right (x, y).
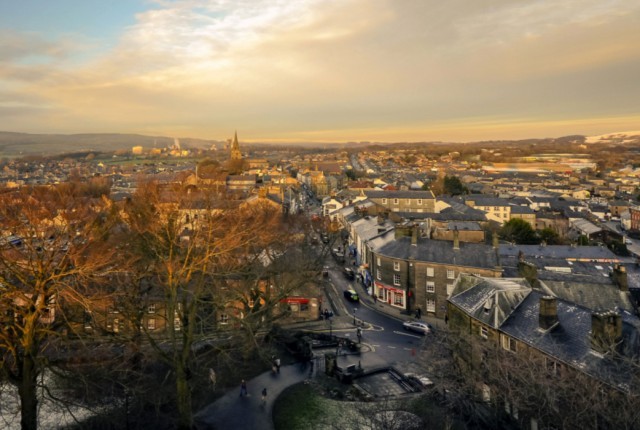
top-left (1, 0), bottom-right (640, 143)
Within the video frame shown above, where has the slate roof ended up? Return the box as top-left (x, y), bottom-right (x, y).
top-left (447, 221), bottom-right (482, 231)
top-left (364, 190), bottom-right (435, 199)
top-left (465, 196), bottom-right (511, 207)
top-left (509, 205), bottom-right (535, 214)
top-left (500, 291), bottom-right (640, 389)
top-left (449, 276), bottom-right (531, 328)
top-left (373, 236), bottom-right (500, 269)
top-left (499, 244), bottom-right (619, 261)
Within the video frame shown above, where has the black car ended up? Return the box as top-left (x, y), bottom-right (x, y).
top-left (343, 289), bottom-right (359, 302)
top-left (343, 267), bottom-right (355, 280)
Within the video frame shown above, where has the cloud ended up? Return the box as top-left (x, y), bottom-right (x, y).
top-left (2, 0), bottom-right (640, 141)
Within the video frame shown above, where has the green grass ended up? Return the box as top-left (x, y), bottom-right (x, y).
top-left (273, 383), bottom-right (324, 430)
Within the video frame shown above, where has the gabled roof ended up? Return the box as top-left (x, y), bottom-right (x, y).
top-left (449, 276), bottom-right (531, 328)
top-left (500, 291), bottom-right (640, 389)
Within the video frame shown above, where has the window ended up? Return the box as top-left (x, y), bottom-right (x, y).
top-left (147, 304), bottom-right (156, 314)
top-left (426, 267), bottom-right (434, 277)
top-left (174, 316), bottom-right (181, 331)
top-left (417, 199), bottom-right (423, 205)
top-left (480, 326), bottom-right (488, 339)
top-left (394, 294), bottom-right (403, 306)
top-left (393, 274), bottom-right (401, 286)
top-left (446, 269), bottom-right (455, 279)
top-left (147, 318), bottom-right (156, 331)
top-left (113, 318), bottom-right (120, 333)
top-left (501, 334), bottom-right (517, 352)
top-left (376, 270), bottom-right (381, 280)
top-left (220, 314), bottom-right (229, 325)
top-left (393, 198), bottom-right (399, 205)
top-left (382, 198), bottom-right (387, 204)
top-left (446, 283), bottom-right (454, 296)
top-left (426, 281), bottom-right (435, 293)
top-left (393, 261), bottom-right (400, 271)
top-left (426, 298), bottom-right (436, 312)
top-left (406, 199), bottom-right (411, 205)
top-left (377, 257), bottom-right (381, 266)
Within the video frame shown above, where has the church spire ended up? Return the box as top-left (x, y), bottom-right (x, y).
top-left (230, 130), bottom-right (242, 161)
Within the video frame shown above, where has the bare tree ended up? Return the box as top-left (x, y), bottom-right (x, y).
top-left (117, 183), bottom-right (318, 429)
top-left (0, 186), bottom-right (115, 430)
top-left (424, 327), bottom-right (640, 429)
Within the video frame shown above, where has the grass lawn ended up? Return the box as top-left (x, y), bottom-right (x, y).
top-left (273, 383), bottom-right (325, 430)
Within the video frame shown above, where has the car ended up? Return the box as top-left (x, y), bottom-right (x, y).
top-left (343, 289), bottom-right (359, 302)
top-left (403, 320), bottom-right (431, 335)
top-left (404, 373), bottom-right (434, 389)
top-left (343, 267), bottom-right (355, 279)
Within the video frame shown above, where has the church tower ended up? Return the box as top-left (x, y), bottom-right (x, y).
top-left (230, 131), bottom-right (242, 161)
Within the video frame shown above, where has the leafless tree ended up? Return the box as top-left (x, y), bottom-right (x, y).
top-left (0, 186), bottom-right (116, 430)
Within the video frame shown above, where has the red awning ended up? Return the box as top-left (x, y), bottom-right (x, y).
top-left (280, 297), bottom-right (310, 304)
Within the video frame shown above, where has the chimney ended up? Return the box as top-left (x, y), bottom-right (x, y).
top-left (612, 264), bottom-right (628, 292)
top-left (591, 311), bottom-right (623, 354)
top-left (538, 296), bottom-right (558, 330)
top-left (453, 227), bottom-right (459, 250)
top-left (411, 225), bottom-right (418, 246)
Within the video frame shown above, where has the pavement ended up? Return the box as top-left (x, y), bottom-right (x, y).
top-left (193, 265), bottom-right (445, 430)
top-left (193, 362), bottom-right (311, 430)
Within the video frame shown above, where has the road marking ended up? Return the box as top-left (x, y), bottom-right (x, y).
top-left (393, 330), bottom-right (423, 339)
top-left (387, 346), bottom-right (397, 349)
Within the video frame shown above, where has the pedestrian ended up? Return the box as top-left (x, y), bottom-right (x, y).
top-left (261, 387), bottom-right (268, 406)
top-left (356, 326), bottom-right (362, 342)
top-left (416, 308), bottom-right (422, 319)
top-left (239, 379), bottom-right (247, 397)
top-left (275, 357), bottom-right (281, 373)
top-left (373, 294), bottom-right (377, 304)
top-left (209, 368), bottom-right (216, 390)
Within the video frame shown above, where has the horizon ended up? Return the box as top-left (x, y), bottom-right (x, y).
top-left (1, 1), bottom-right (640, 143)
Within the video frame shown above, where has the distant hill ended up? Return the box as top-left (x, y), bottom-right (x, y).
top-left (584, 131), bottom-right (640, 145)
top-left (0, 132), bottom-right (220, 157)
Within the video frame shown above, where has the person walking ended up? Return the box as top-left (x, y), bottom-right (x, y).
top-left (239, 379), bottom-right (247, 397)
top-left (356, 326), bottom-right (362, 343)
top-left (275, 357), bottom-right (281, 373)
top-left (261, 387), bottom-right (268, 406)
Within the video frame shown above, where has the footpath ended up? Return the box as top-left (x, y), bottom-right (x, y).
top-left (193, 268), bottom-right (444, 429)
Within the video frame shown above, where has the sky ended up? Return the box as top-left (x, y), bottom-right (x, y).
top-left (1, 0), bottom-right (640, 143)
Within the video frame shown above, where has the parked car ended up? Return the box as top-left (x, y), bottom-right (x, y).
top-left (343, 289), bottom-right (359, 302)
top-left (402, 320), bottom-right (431, 335)
top-left (405, 373), bottom-right (434, 389)
top-left (343, 267), bottom-right (355, 279)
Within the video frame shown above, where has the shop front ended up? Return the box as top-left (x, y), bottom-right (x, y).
top-left (374, 281), bottom-right (406, 309)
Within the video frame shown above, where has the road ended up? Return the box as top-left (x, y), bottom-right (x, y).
top-left (321, 253), bottom-right (427, 364)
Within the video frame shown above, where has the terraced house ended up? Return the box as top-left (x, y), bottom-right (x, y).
top-left (365, 225), bottom-right (502, 318)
